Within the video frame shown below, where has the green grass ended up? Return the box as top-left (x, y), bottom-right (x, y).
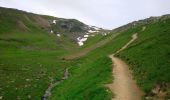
top-left (81, 34), bottom-right (107, 48)
top-left (0, 20), bottom-right (139, 99)
top-left (51, 17), bottom-right (170, 100)
top-left (116, 18), bottom-right (170, 98)
top-left (50, 25), bottom-right (137, 100)
top-left (0, 7), bottom-right (80, 99)
top-left (1, 7), bottom-right (170, 100)
top-left (51, 57), bottom-right (113, 100)
top-left (0, 31), bottom-right (79, 99)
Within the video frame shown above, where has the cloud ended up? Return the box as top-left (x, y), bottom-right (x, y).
top-left (0, 0), bottom-right (170, 29)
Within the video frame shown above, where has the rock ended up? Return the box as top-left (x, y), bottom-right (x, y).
top-left (57, 34), bottom-right (61, 37)
top-left (152, 85), bottom-right (160, 94)
top-left (17, 96), bottom-right (21, 100)
top-left (24, 85), bottom-right (28, 88)
top-left (145, 96), bottom-right (152, 100)
top-left (0, 96), bottom-right (3, 99)
top-left (26, 79), bottom-right (30, 81)
top-left (28, 95), bottom-right (31, 99)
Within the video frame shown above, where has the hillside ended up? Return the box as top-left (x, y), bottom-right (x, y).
top-left (117, 16), bottom-right (170, 99)
top-left (0, 6), bottom-right (170, 100)
top-left (0, 7), bottom-right (107, 100)
top-left (0, 7), bottom-right (78, 100)
top-left (51, 15), bottom-right (170, 100)
top-left (0, 7), bottom-right (108, 46)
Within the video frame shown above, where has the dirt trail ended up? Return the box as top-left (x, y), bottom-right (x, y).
top-left (115, 33), bottom-right (137, 54)
top-left (107, 33), bottom-right (143, 100)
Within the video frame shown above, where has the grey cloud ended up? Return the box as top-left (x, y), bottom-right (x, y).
top-left (0, 0), bottom-right (170, 29)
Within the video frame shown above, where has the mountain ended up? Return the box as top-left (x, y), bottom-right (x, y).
top-left (0, 7), bottom-right (108, 46)
top-left (51, 14), bottom-right (170, 100)
top-left (0, 6), bottom-right (170, 100)
top-left (0, 7), bottom-right (110, 100)
top-left (112, 14), bottom-right (170, 32)
top-left (50, 18), bottom-right (105, 39)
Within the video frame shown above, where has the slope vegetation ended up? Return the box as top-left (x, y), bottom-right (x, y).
top-left (0, 7), bottom-right (109, 100)
top-left (0, 7), bottom-right (170, 100)
top-left (117, 16), bottom-right (170, 99)
top-left (51, 15), bottom-right (170, 100)
top-left (0, 7), bottom-right (85, 100)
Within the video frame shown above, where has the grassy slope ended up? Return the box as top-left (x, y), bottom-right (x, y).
top-left (0, 8), bottom-right (79, 100)
top-left (51, 17), bottom-right (170, 100)
top-left (51, 27), bottom-right (137, 100)
top-left (0, 7), bottom-right (115, 100)
top-left (117, 18), bottom-right (170, 98)
top-left (1, 7), bottom-right (169, 100)
top-left (81, 34), bottom-right (107, 48)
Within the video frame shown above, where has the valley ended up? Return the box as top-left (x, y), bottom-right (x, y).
top-left (0, 7), bottom-right (170, 100)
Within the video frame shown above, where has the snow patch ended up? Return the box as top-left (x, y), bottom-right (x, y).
top-left (53, 20), bottom-right (57, 24)
top-left (77, 37), bottom-right (81, 41)
top-left (80, 38), bottom-right (87, 42)
top-left (90, 26), bottom-right (100, 30)
top-left (77, 37), bottom-right (88, 46)
top-left (88, 30), bottom-right (97, 33)
top-left (84, 35), bottom-right (89, 38)
top-left (93, 27), bottom-right (100, 30)
top-left (78, 41), bottom-right (83, 46)
top-left (50, 30), bottom-right (53, 33)
top-left (103, 33), bottom-right (107, 36)
top-left (102, 32), bottom-right (110, 36)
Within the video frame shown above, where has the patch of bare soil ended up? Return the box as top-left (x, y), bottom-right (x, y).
top-left (33, 15), bottom-right (51, 29)
top-left (107, 55), bottom-right (143, 100)
top-left (17, 20), bottom-right (30, 31)
top-left (115, 33), bottom-right (137, 54)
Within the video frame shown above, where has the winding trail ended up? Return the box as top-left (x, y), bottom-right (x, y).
top-left (42, 68), bottom-right (69, 100)
top-left (42, 33), bottom-right (141, 100)
top-left (107, 33), bottom-right (143, 100)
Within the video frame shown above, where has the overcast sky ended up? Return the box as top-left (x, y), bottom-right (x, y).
top-left (0, 0), bottom-right (170, 29)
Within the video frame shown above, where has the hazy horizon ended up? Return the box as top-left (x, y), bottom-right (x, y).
top-left (1, 0), bottom-right (170, 29)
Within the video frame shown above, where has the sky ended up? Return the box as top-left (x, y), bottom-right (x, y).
top-left (0, 0), bottom-right (170, 29)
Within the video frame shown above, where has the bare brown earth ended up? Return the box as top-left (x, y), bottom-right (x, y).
top-left (33, 15), bottom-right (51, 29)
top-left (17, 20), bottom-right (30, 31)
top-left (108, 56), bottom-right (143, 100)
top-left (115, 33), bottom-right (138, 54)
top-left (107, 33), bottom-right (143, 100)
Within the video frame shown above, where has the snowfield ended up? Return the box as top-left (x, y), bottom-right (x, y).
top-left (77, 37), bottom-right (88, 46)
top-left (84, 35), bottom-right (89, 38)
top-left (88, 30), bottom-right (97, 33)
top-left (52, 20), bottom-right (56, 24)
top-left (78, 41), bottom-right (83, 46)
